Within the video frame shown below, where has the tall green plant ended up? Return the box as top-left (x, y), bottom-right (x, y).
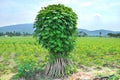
top-left (34, 4), bottom-right (78, 77)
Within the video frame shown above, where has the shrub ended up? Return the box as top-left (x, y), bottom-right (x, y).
top-left (34, 4), bottom-right (78, 77)
top-left (16, 54), bottom-right (38, 77)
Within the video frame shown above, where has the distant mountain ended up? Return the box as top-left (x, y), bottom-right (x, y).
top-left (0, 23), bottom-right (120, 36)
top-left (78, 29), bottom-right (120, 36)
top-left (0, 24), bottom-right (33, 34)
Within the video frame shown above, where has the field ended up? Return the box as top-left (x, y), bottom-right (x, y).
top-left (0, 36), bottom-right (120, 79)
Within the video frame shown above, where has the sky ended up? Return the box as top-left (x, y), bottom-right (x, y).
top-left (0, 0), bottom-right (120, 31)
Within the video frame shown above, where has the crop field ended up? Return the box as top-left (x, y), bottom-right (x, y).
top-left (0, 36), bottom-right (120, 79)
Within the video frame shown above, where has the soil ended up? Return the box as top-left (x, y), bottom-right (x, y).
top-left (0, 66), bottom-right (119, 80)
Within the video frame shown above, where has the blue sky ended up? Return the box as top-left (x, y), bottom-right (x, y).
top-left (0, 0), bottom-right (120, 31)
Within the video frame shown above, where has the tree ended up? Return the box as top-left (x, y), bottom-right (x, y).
top-left (0, 32), bottom-right (4, 36)
top-left (108, 33), bottom-right (120, 37)
top-left (78, 31), bottom-right (88, 37)
top-left (99, 32), bottom-right (102, 37)
top-left (34, 4), bottom-right (78, 77)
top-left (15, 32), bottom-right (21, 36)
top-left (6, 32), bottom-right (14, 36)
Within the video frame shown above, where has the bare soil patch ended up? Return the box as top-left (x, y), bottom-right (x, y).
top-left (0, 66), bottom-right (119, 80)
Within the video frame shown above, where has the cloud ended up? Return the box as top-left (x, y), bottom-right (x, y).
top-left (79, 1), bottom-right (92, 7)
top-left (0, 0), bottom-right (120, 31)
top-left (94, 13), bottom-right (102, 18)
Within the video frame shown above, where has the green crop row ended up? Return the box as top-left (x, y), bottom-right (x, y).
top-left (71, 37), bottom-right (120, 67)
top-left (0, 36), bottom-right (120, 77)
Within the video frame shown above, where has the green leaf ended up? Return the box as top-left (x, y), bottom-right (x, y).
top-left (45, 28), bottom-right (50, 31)
top-left (65, 41), bottom-right (69, 44)
top-left (57, 19), bottom-right (62, 23)
top-left (53, 25), bottom-right (57, 28)
top-left (53, 17), bottom-right (58, 20)
top-left (48, 20), bottom-right (52, 23)
top-left (56, 31), bottom-right (61, 34)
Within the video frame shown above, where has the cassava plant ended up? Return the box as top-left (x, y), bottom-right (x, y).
top-left (34, 4), bottom-right (78, 77)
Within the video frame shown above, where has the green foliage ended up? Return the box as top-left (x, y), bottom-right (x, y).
top-left (108, 69), bottom-right (120, 80)
top-left (95, 69), bottom-right (120, 80)
top-left (0, 37), bottom-right (48, 76)
top-left (33, 4), bottom-right (78, 77)
top-left (0, 37), bottom-right (120, 78)
top-left (109, 74), bottom-right (119, 80)
top-left (71, 37), bottom-right (120, 67)
top-left (64, 64), bottom-right (77, 75)
top-left (16, 54), bottom-right (38, 77)
top-left (117, 69), bottom-right (120, 74)
top-left (34, 4), bottom-right (78, 55)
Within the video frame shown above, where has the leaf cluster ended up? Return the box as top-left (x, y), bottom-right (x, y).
top-left (16, 55), bottom-right (38, 77)
top-left (34, 4), bottom-right (78, 55)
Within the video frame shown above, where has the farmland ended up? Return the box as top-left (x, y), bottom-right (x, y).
top-left (0, 36), bottom-right (120, 79)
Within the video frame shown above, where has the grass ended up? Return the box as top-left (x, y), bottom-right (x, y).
top-left (71, 37), bottom-right (120, 67)
top-left (0, 36), bottom-right (120, 79)
top-left (0, 36), bottom-right (48, 77)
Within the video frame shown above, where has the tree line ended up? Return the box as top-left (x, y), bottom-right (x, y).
top-left (78, 31), bottom-right (120, 37)
top-left (0, 31), bottom-right (32, 36)
top-left (1, 31), bottom-right (120, 37)
top-left (107, 33), bottom-right (120, 37)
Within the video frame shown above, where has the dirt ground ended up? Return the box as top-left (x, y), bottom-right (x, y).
top-left (0, 66), bottom-right (118, 80)
top-left (65, 66), bottom-right (118, 80)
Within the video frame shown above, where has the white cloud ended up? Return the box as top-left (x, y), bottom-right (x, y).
top-left (79, 1), bottom-right (92, 7)
top-left (0, 0), bottom-right (120, 31)
top-left (94, 13), bottom-right (102, 18)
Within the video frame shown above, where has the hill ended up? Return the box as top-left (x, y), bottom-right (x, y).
top-left (0, 24), bottom-right (33, 34)
top-left (0, 23), bottom-right (120, 36)
top-left (78, 29), bottom-right (120, 36)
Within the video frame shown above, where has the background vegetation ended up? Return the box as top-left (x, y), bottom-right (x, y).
top-left (0, 36), bottom-right (120, 79)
